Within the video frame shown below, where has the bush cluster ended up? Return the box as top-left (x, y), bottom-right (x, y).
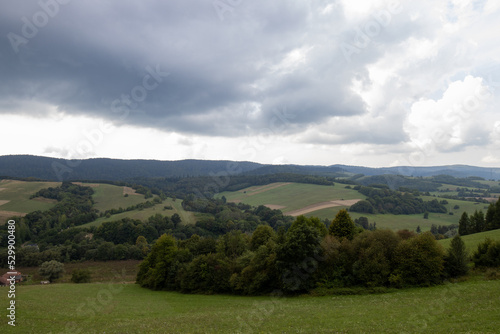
top-left (137, 211), bottom-right (468, 295)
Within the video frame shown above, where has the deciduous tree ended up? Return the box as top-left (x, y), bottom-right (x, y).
top-left (391, 232), bottom-right (444, 286)
top-left (329, 209), bottom-right (356, 240)
top-left (276, 220), bottom-right (322, 292)
top-left (39, 260), bottom-right (65, 283)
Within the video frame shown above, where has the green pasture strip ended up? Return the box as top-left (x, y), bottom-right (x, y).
top-left (219, 183), bottom-right (364, 212)
top-left (438, 228), bottom-right (500, 252)
top-left (79, 198), bottom-right (196, 228)
top-left (0, 180), bottom-right (61, 224)
top-left (2, 278), bottom-right (499, 333)
top-left (91, 183), bottom-right (147, 212)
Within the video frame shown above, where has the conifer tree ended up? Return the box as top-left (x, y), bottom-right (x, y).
top-left (458, 212), bottom-right (470, 236)
top-left (444, 235), bottom-right (469, 278)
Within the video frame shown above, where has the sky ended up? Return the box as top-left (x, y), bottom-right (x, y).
top-left (1, 0), bottom-right (500, 167)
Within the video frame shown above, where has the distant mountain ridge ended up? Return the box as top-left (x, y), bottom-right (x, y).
top-left (0, 155), bottom-right (262, 181)
top-left (332, 164), bottom-right (500, 179)
top-left (0, 155), bottom-right (499, 181)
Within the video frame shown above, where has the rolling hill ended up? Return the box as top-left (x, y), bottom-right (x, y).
top-left (438, 228), bottom-right (500, 252)
top-left (0, 180), bottom-right (195, 227)
top-left (1, 155), bottom-right (500, 182)
top-left (0, 155), bottom-right (262, 181)
top-left (0, 179), bottom-right (60, 224)
top-left (218, 182), bottom-right (494, 232)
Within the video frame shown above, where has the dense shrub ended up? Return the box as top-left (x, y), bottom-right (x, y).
top-left (351, 230), bottom-right (399, 287)
top-left (39, 260), bottom-right (65, 283)
top-left (71, 269), bottom-right (91, 283)
top-left (136, 234), bottom-right (182, 290)
top-left (472, 238), bottom-right (500, 268)
top-left (137, 214), bottom-right (453, 295)
top-left (391, 233), bottom-right (444, 287)
top-left (180, 253), bottom-right (232, 294)
top-left (329, 209), bottom-right (356, 240)
top-left (276, 221), bottom-right (322, 292)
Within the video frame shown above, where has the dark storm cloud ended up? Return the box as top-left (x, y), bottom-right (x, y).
top-left (0, 0), bottom-right (412, 139)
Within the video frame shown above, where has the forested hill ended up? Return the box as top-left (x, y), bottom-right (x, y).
top-left (0, 155), bottom-right (262, 181)
top-left (334, 164), bottom-right (500, 180)
top-left (0, 155), bottom-right (499, 181)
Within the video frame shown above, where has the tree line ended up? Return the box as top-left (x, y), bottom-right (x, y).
top-left (0, 183), bottom-right (295, 266)
top-left (20, 182), bottom-right (98, 238)
top-left (136, 210), bottom-right (474, 295)
top-left (458, 197), bottom-right (500, 235)
top-left (349, 186), bottom-right (447, 215)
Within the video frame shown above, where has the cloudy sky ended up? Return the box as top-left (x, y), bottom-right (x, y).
top-left (1, 0), bottom-right (500, 167)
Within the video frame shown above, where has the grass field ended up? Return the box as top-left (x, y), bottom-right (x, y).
top-left (12, 260), bottom-right (141, 284)
top-left (0, 180), bottom-right (61, 224)
top-left (0, 179), bottom-right (197, 228)
top-left (79, 197), bottom-right (197, 228)
top-left (305, 208), bottom-right (457, 231)
top-left (1, 276), bottom-right (499, 333)
top-left (432, 181), bottom-right (500, 199)
top-left (91, 183), bottom-right (149, 212)
top-left (218, 183), bottom-right (363, 213)
top-left (438, 228), bottom-right (500, 252)
top-left (218, 182), bottom-right (492, 231)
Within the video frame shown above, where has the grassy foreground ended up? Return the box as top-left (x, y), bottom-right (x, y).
top-left (1, 277), bottom-right (499, 333)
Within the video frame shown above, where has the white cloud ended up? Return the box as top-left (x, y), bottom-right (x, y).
top-left (1, 0), bottom-right (500, 167)
top-left (404, 75), bottom-right (493, 153)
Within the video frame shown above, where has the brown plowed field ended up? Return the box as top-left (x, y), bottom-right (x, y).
top-left (72, 182), bottom-right (101, 188)
top-left (264, 204), bottom-right (286, 210)
top-left (0, 210), bottom-right (27, 223)
top-left (123, 186), bottom-right (141, 196)
top-left (239, 182), bottom-right (291, 196)
top-left (284, 199), bottom-right (362, 216)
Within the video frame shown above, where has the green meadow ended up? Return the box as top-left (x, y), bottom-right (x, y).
top-left (0, 180), bottom-right (61, 224)
top-left (2, 181), bottom-right (500, 333)
top-left (305, 209), bottom-right (454, 231)
top-left (218, 182), bottom-right (491, 231)
top-left (91, 183), bottom-right (149, 212)
top-left (79, 197), bottom-right (197, 228)
top-left (218, 182), bottom-right (363, 212)
top-left (1, 277), bottom-right (499, 333)
top-left (438, 228), bottom-right (500, 252)
top-left (309, 196), bottom-right (493, 231)
top-left (0, 180), bottom-right (196, 228)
